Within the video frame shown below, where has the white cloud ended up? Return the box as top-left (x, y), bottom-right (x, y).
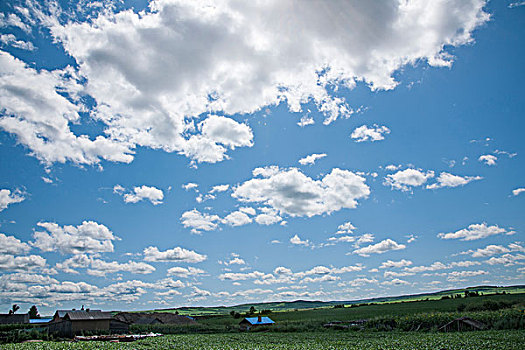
top-left (2, 0), bottom-right (489, 166)
top-left (167, 266), bottom-right (206, 278)
top-left (0, 13), bottom-right (31, 32)
top-left (438, 223), bottom-right (514, 241)
top-left (122, 185), bottom-right (164, 205)
top-left (0, 254), bottom-right (47, 272)
top-left (290, 234), bottom-right (310, 247)
top-left (143, 246), bottom-right (207, 263)
top-left (351, 124), bottom-right (390, 142)
top-left (223, 210), bottom-right (252, 227)
top-left (182, 183), bottom-right (198, 191)
top-left (328, 235), bottom-right (356, 243)
top-left (405, 261), bottom-right (448, 273)
top-left (385, 164), bottom-right (401, 171)
top-left (354, 233), bottom-right (375, 248)
top-left (56, 254), bottom-right (155, 276)
top-left (298, 153), bottom-right (327, 166)
top-left (478, 154), bottom-right (497, 166)
top-left (485, 254), bottom-right (525, 266)
top-left (233, 166), bottom-right (369, 217)
top-left (221, 257), bottom-right (246, 266)
top-left (379, 259), bottom-right (413, 269)
top-left (426, 172), bottom-right (482, 189)
top-left (0, 51), bottom-right (134, 165)
top-left (31, 221), bottom-right (117, 254)
top-left (353, 239), bottom-right (406, 257)
top-left (254, 207), bottom-right (283, 226)
top-left (297, 114), bottom-right (314, 127)
top-left (0, 34), bottom-right (36, 51)
top-left (447, 270), bottom-right (488, 281)
top-left (180, 209), bottom-right (221, 234)
top-left (0, 189), bottom-right (25, 212)
top-left (384, 168), bottom-right (434, 191)
top-left (87, 258), bottom-right (156, 277)
top-left (509, 1), bottom-right (525, 8)
top-left (512, 188), bottom-right (525, 196)
top-left (336, 221), bottom-right (356, 234)
top-left (382, 278), bottom-right (410, 286)
top-left (469, 243), bottom-right (524, 258)
top-left (210, 184), bottom-right (229, 193)
top-left (239, 207), bottom-right (256, 216)
top-left (0, 233), bottom-right (31, 255)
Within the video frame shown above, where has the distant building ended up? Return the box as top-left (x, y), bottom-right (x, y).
top-left (439, 317), bottom-right (487, 332)
top-left (48, 310), bottom-right (129, 337)
top-left (239, 316), bottom-right (275, 330)
top-left (0, 313), bottom-right (30, 324)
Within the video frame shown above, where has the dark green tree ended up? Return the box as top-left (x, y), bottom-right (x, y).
top-left (28, 305), bottom-right (40, 319)
top-left (8, 304), bottom-right (20, 315)
top-left (249, 306), bottom-right (256, 315)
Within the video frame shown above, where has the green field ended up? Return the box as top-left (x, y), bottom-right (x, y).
top-left (192, 292), bottom-right (525, 329)
top-left (2, 331), bottom-right (524, 350)
top-left (153, 285), bottom-right (525, 316)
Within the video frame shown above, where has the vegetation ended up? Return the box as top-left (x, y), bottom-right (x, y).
top-left (2, 331), bottom-right (525, 349)
top-left (7, 305), bottom-right (20, 315)
top-left (28, 306), bottom-right (40, 319)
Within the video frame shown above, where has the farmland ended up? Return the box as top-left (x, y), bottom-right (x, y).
top-left (2, 331), bottom-right (524, 349)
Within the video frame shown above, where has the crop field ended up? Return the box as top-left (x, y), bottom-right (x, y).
top-left (2, 330), bottom-right (524, 350)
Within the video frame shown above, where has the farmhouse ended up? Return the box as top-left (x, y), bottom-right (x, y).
top-left (48, 310), bottom-right (129, 337)
top-left (0, 313), bottom-right (29, 324)
top-left (239, 316), bottom-right (275, 330)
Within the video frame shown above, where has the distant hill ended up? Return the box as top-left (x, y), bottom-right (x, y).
top-left (150, 285), bottom-right (525, 316)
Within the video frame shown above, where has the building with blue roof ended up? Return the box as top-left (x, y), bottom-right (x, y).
top-left (239, 316), bottom-right (275, 330)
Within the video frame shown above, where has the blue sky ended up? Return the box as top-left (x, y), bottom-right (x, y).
top-left (0, 0), bottom-right (524, 314)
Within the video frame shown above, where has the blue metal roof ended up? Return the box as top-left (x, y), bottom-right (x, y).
top-left (243, 316), bottom-right (274, 325)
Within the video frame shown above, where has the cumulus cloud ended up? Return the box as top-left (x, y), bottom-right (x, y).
top-left (485, 254), bottom-right (525, 266)
top-left (351, 124), bottom-right (390, 142)
top-left (167, 266), bottom-right (206, 278)
top-left (426, 172), bottom-right (482, 189)
top-left (31, 221), bottom-right (118, 254)
top-left (478, 154), bottom-right (497, 166)
top-left (223, 210), bottom-right (252, 227)
top-left (353, 239), bottom-right (406, 257)
top-left (180, 209), bottom-right (221, 234)
top-left (0, 233), bottom-right (31, 255)
top-left (122, 185), bottom-right (164, 205)
top-left (0, 254), bottom-right (46, 272)
top-left (468, 243), bottom-right (524, 258)
top-left (438, 223), bottom-right (514, 241)
top-left (56, 254), bottom-right (155, 276)
top-left (0, 51), bottom-right (135, 165)
top-left (210, 184), bottom-right (229, 193)
top-left (384, 168), bottom-right (434, 191)
top-left (0, 189), bottom-right (25, 212)
top-left (298, 153), bottom-right (327, 165)
top-left (1, 0), bottom-right (489, 166)
top-left (143, 246), bottom-right (207, 263)
top-left (0, 33), bottom-right (35, 51)
top-left (336, 222), bottom-right (356, 234)
top-left (379, 259), bottom-right (413, 269)
top-left (381, 278), bottom-right (410, 286)
top-left (290, 234), bottom-right (310, 247)
top-left (233, 166), bottom-right (369, 217)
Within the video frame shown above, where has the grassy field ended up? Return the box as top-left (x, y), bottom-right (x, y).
top-left (152, 285), bottom-right (525, 316)
top-left (195, 293), bottom-right (525, 328)
top-left (2, 331), bottom-right (524, 349)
